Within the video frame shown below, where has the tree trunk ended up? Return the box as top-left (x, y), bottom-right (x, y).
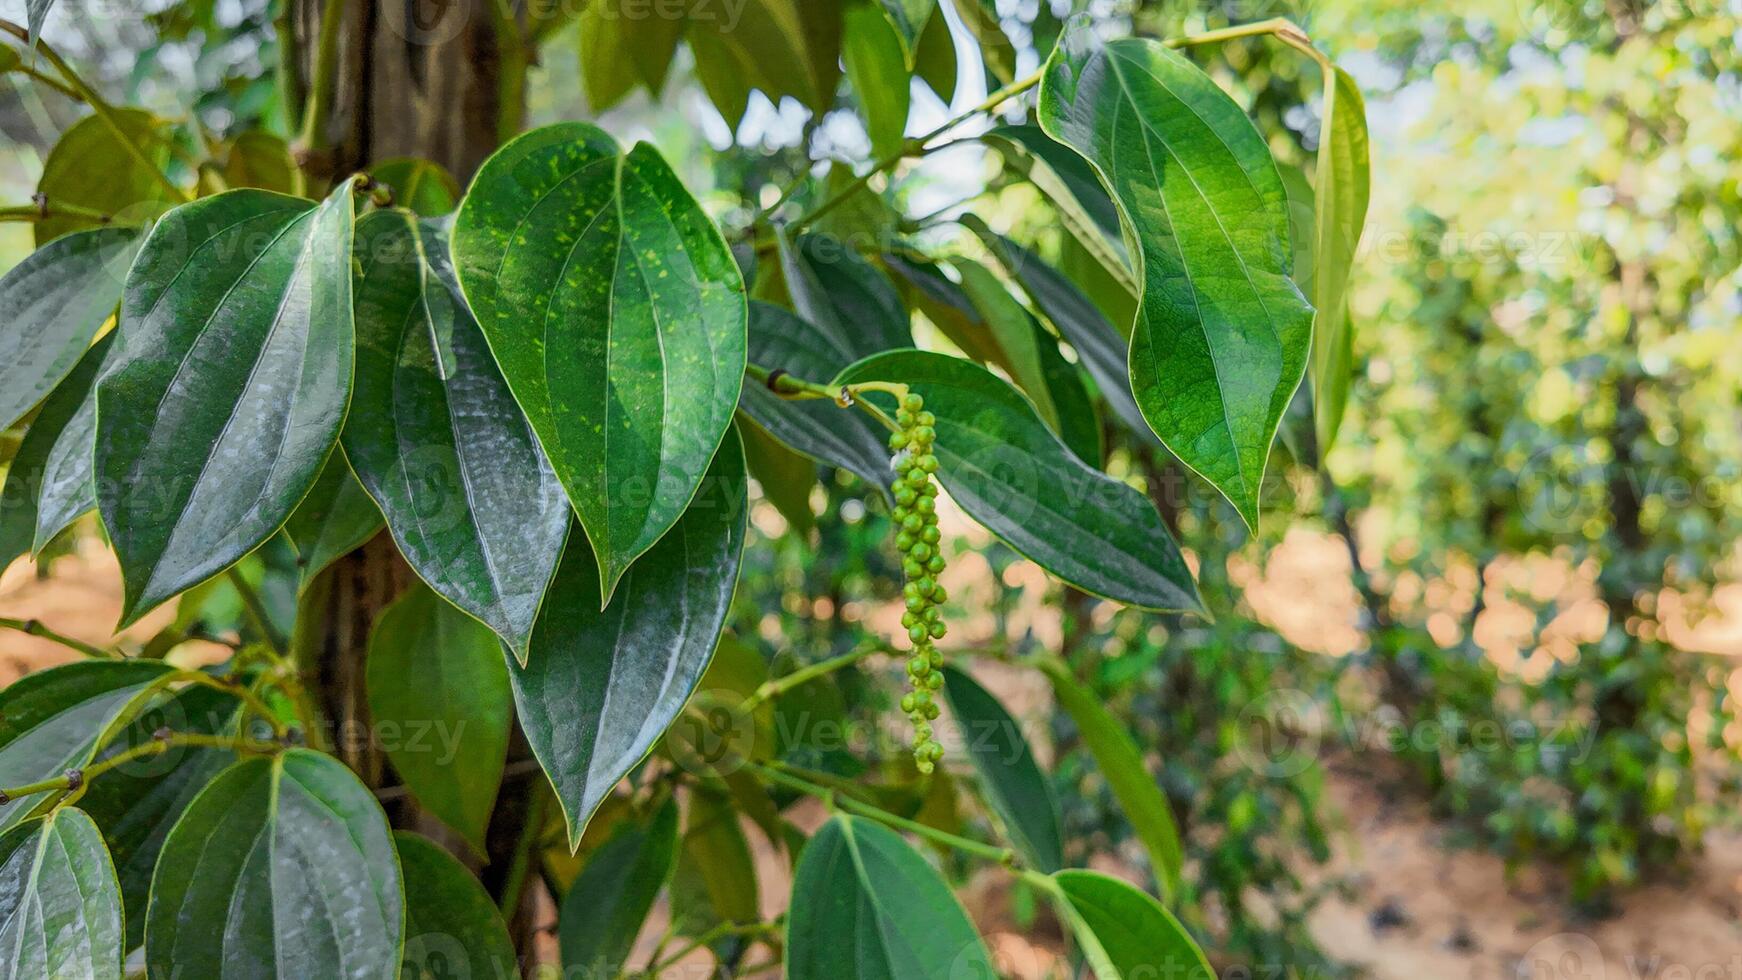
top-left (285, 0), bottom-right (545, 954)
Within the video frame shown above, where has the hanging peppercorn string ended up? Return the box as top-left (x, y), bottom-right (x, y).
top-left (887, 391), bottom-right (949, 773)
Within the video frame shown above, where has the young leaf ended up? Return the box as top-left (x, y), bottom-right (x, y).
top-left (451, 122), bottom-right (746, 603)
top-left (510, 437), bottom-right (747, 848)
top-left (875, 0), bottom-right (936, 64)
top-left (982, 125), bottom-right (1131, 292)
top-left (0, 333), bottom-right (113, 568)
top-left (578, 0), bottom-right (684, 111)
top-left (74, 684), bottom-right (241, 950)
top-left (0, 225), bottom-right (138, 432)
top-left (687, 0), bottom-right (841, 125)
top-left (1038, 658), bottom-right (1183, 901)
top-left (954, 256), bottom-right (1102, 463)
top-left (558, 797), bottom-right (680, 977)
top-left (0, 660), bottom-right (173, 835)
top-left (96, 183), bottom-right (356, 626)
top-left (347, 210), bottom-right (568, 657)
top-left (835, 350), bottom-right (1202, 612)
top-left (787, 813), bottom-right (993, 979)
top-left (738, 301), bottom-right (895, 493)
top-left (1038, 26), bottom-right (1314, 528)
top-left (366, 584), bottom-right (512, 854)
top-left (281, 454), bottom-right (383, 594)
top-left (913, 6), bottom-right (957, 102)
top-left (35, 110), bottom-right (178, 245)
top-left (368, 158), bottom-right (461, 217)
top-left (844, 1), bottom-right (913, 160)
top-left (144, 749), bottom-right (403, 979)
top-left (0, 808), bottom-right (124, 980)
top-left (1308, 67), bottom-right (1371, 453)
top-left (946, 0), bottom-right (1015, 85)
top-left (670, 785), bottom-right (760, 938)
top-left (939, 666), bottom-right (1064, 872)
top-left (1050, 869), bottom-right (1212, 979)
top-left (394, 831), bottom-right (518, 980)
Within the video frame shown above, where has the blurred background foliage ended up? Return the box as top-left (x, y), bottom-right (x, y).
top-left (2, 0), bottom-right (1740, 971)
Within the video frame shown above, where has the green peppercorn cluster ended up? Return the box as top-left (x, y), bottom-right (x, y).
top-left (888, 391), bottom-right (948, 773)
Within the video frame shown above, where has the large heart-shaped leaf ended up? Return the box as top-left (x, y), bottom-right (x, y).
top-left (0, 226), bottom-right (138, 432)
top-left (1039, 27), bottom-right (1313, 527)
top-left (0, 808), bottom-right (123, 980)
top-left (348, 210), bottom-right (568, 656)
top-left (35, 110), bottom-right (178, 245)
top-left (509, 437), bottom-right (747, 847)
top-left (1038, 658), bottom-right (1182, 900)
top-left (1307, 67), bottom-right (1371, 453)
top-left (96, 183), bottom-right (356, 626)
top-left (939, 666), bottom-right (1063, 872)
top-left (394, 831), bottom-right (517, 980)
top-left (281, 455), bottom-right (383, 593)
top-left (75, 684), bottom-right (241, 950)
top-left (0, 660), bottom-right (173, 836)
top-left (366, 584), bottom-right (512, 853)
top-left (739, 301), bottom-right (894, 493)
top-left (786, 813), bottom-right (993, 979)
top-left (145, 749), bottom-right (403, 979)
top-left (558, 797), bottom-right (679, 977)
top-left (835, 350), bottom-right (1201, 612)
top-left (452, 122), bottom-right (746, 603)
top-left (0, 333), bottom-right (112, 568)
top-left (1050, 869), bottom-right (1211, 979)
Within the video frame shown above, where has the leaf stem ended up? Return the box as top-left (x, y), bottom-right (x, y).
top-left (274, 0), bottom-right (306, 136)
top-left (744, 364), bottom-right (905, 432)
top-left (0, 19), bottom-right (191, 203)
top-left (294, 0), bottom-right (347, 171)
top-left (0, 732), bottom-right (278, 806)
top-left (0, 201), bottom-right (114, 223)
top-left (644, 921), bottom-right (777, 975)
top-left (227, 567), bottom-right (288, 657)
top-left (744, 644), bottom-right (890, 711)
top-left (747, 760), bottom-right (1021, 868)
top-left (788, 67), bottom-right (1046, 235)
top-left (0, 617), bottom-right (114, 658)
top-left (497, 789), bottom-right (548, 924)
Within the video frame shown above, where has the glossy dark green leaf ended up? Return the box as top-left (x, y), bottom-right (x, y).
top-left (1039, 28), bottom-right (1313, 528)
top-left (739, 413), bottom-right (817, 536)
top-left (558, 797), bottom-right (679, 976)
top-left (25, 0), bottom-right (55, 46)
top-left (282, 455), bottom-right (383, 593)
top-left (913, 5), bottom-right (957, 101)
top-left (145, 749), bottom-right (403, 979)
top-left (348, 210), bottom-right (568, 656)
top-left (939, 666), bottom-right (1063, 872)
top-left (738, 301), bottom-right (894, 493)
top-left (75, 684), bottom-right (240, 950)
top-left (1308, 67), bottom-right (1371, 454)
top-left (220, 132), bottom-right (298, 193)
top-left (394, 831), bottom-right (517, 980)
top-left (0, 660), bottom-right (172, 836)
top-left (670, 785), bottom-right (759, 938)
top-left (366, 584), bottom-right (512, 853)
top-left (787, 813), bottom-right (992, 979)
top-left (983, 125), bottom-right (1131, 292)
top-left (836, 351), bottom-right (1201, 612)
top-left (1039, 658), bottom-right (1182, 900)
top-left (883, 251), bottom-right (1011, 369)
top-left (35, 110), bottom-right (179, 245)
top-left (778, 231), bottom-right (912, 357)
top-left (954, 256), bottom-right (1101, 463)
top-left (687, 0), bottom-right (841, 124)
top-left (369, 158), bottom-right (461, 217)
top-left (0, 808), bottom-right (123, 980)
top-left (971, 227), bottom-right (1151, 442)
top-left (1050, 869), bottom-right (1211, 979)
top-left (452, 122), bottom-right (746, 602)
top-left (96, 184), bottom-right (356, 626)
top-left (578, 1), bottom-right (684, 111)
top-left (0, 226), bottom-right (138, 432)
top-left (844, 1), bottom-right (913, 159)
top-left (510, 438), bottom-right (747, 847)
top-left (946, 0), bottom-right (1015, 85)
top-left (0, 333), bottom-right (112, 568)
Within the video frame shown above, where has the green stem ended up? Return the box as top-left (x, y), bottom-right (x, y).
top-left (0, 202), bottom-right (112, 223)
top-left (176, 670), bottom-right (291, 739)
top-left (790, 67), bottom-right (1046, 235)
top-left (294, 0), bottom-right (347, 162)
top-left (15, 64), bottom-right (78, 100)
top-left (484, 0), bottom-right (527, 143)
top-left (0, 617), bottom-right (113, 658)
top-left (273, 0), bottom-right (306, 136)
top-left (227, 568), bottom-right (288, 657)
top-left (744, 645), bottom-right (889, 711)
top-left (0, 732), bottom-right (278, 805)
top-left (743, 364), bottom-right (905, 432)
top-left (748, 761), bottom-right (1021, 867)
top-left (0, 20), bottom-right (191, 203)
top-left (497, 790), bottom-right (548, 923)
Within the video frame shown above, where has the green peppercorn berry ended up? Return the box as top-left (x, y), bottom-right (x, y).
top-left (895, 486), bottom-right (916, 506)
top-left (927, 555), bottom-right (946, 574)
top-left (912, 425), bottom-right (935, 445)
top-left (900, 693), bottom-right (916, 713)
top-left (910, 543), bottom-right (932, 562)
top-left (912, 689), bottom-right (932, 709)
top-left (889, 430), bottom-right (909, 449)
top-left (923, 701), bottom-right (941, 720)
top-left (929, 649), bottom-right (944, 669)
top-left (896, 408), bottom-right (915, 426)
top-left (908, 624), bottom-right (927, 644)
top-left (915, 410), bottom-right (935, 426)
top-left (895, 531), bottom-right (914, 551)
top-left (901, 612), bottom-right (920, 630)
top-left (920, 480), bottom-right (938, 496)
top-left (903, 393), bottom-right (924, 412)
top-left (908, 654), bottom-right (929, 676)
top-left (907, 469), bottom-right (930, 488)
top-left (921, 527), bottom-right (941, 544)
top-left (898, 514), bottom-right (919, 534)
top-left (916, 496), bottom-right (935, 515)
top-left (931, 585), bottom-right (948, 604)
top-left (902, 558), bottom-right (923, 578)
top-left (905, 596), bottom-right (927, 615)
